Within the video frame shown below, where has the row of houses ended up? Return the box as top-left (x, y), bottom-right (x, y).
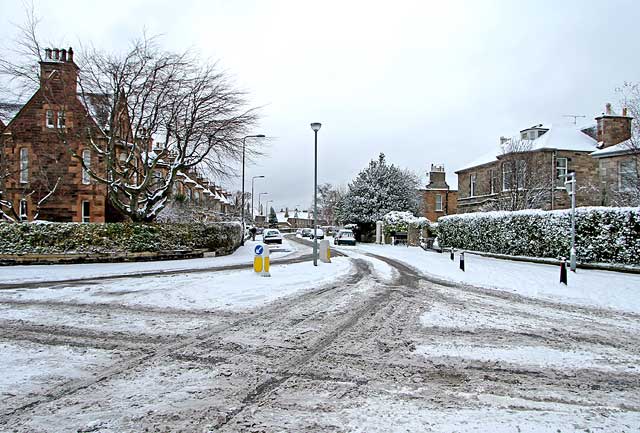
top-left (0, 47), bottom-right (236, 223)
top-left (420, 104), bottom-right (639, 221)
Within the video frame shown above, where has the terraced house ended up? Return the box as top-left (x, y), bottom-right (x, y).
top-left (0, 48), bottom-right (234, 223)
top-left (455, 104), bottom-right (638, 213)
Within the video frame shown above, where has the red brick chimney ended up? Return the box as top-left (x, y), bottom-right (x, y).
top-left (39, 46), bottom-right (79, 97)
top-left (595, 103), bottom-right (633, 148)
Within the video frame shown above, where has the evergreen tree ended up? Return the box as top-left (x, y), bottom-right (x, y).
top-left (284, 207), bottom-right (289, 218)
top-left (268, 207), bottom-right (278, 227)
top-left (335, 153), bottom-right (419, 225)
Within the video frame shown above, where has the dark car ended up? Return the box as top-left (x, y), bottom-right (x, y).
top-left (301, 228), bottom-right (313, 238)
top-left (334, 229), bottom-right (356, 246)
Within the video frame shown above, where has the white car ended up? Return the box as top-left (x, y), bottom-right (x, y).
top-left (310, 228), bottom-right (324, 240)
top-left (262, 228), bottom-right (283, 244)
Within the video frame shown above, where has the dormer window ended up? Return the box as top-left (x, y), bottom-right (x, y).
top-left (46, 110), bottom-right (55, 128)
top-left (520, 128), bottom-right (547, 140)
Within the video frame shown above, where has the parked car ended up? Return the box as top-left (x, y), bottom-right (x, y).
top-left (296, 228), bottom-right (304, 236)
top-left (301, 228), bottom-right (313, 238)
top-left (334, 229), bottom-right (356, 246)
top-left (310, 228), bottom-right (325, 240)
top-left (262, 228), bottom-right (283, 244)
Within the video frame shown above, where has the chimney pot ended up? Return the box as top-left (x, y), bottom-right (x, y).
top-left (44, 48), bottom-right (52, 59)
top-left (623, 107), bottom-right (628, 117)
top-left (605, 102), bottom-right (612, 115)
top-left (60, 49), bottom-right (67, 61)
top-left (68, 47), bottom-right (74, 62)
top-left (53, 48), bottom-right (60, 60)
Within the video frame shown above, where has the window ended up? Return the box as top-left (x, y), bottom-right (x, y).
top-left (516, 160), bottom-right (526, 190)
top-left (469, 173), bottom-right (477, 197)
top-left (619, 159), bottom-right (638, 192)
top-left (82, 201), bottom-right (90, 223)
top-left (186, 188), bottom-right (192, 201)
top-left (435, 194), bottom-right (443, 211)
top-left (556, 157), bottom-right (568, 187)
top-left (502, 162), bottom-right (513, 191)
top-left (82, 149), bottom-right (91, 185)
top-left (57, 111), bottom-right (66, 128)
top-left (19, 148), bottom-right (29, 184)
top-left (194, 191), bottom-right (200, 205)
top-left (490, 169), bottom-right (498, 194)
top-left (19, 199), bottom-right (28, 221)
top-left (46, 110), bottom-right (54, 128)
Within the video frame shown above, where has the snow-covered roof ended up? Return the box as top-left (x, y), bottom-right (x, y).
top-left (0, 102), bottom-right (22, 126)
top-left (457, 123), bottom-right (598, 172)
top-left (80, 93), bottom-right (112, 131)
top-left (591, 140), bottom-right (637, 158)
top-left (178, 172), bottom-right (197, 185)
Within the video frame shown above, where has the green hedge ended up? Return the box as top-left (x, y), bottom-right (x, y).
top-left (438, 207), bottom-right (640, 265)
top-left (0, 222), bottom-right (242, 255)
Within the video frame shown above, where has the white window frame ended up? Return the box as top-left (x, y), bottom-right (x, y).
top-left (57, 111), bottom-right (66, 128)
top-left (82, 149), bottom-right (91, 185)
top-left (470, 173), bottom-right (477, 197)
top-left (19, 147), bottom-right (29, 184)
top-left (46, 110), bottom-right (55, 128)
top-left (516, 160), bottom-right (526, 190)
top-left (82, 200), bottom-right (90, 223)
top-left (556, 157), bottom-right (568, 188)
top-left (619, 159), bottom-right (637, 192)
top-left (435, 194), bottom-right (443, 211)
top-left (502, 162), bottom-right (513, 191)
top-left (19, 199), bottom-right (28, 221)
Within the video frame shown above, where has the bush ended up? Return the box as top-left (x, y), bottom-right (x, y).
top-left (438, 207), bottom-right (640, 265)
top-left (382, 211), bottom-right (430, 235)
top-left (0, 222), bottom-right (242, 256)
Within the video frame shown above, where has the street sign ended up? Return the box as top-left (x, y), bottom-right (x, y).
top-left (255, 245), bottom-right (264, 255)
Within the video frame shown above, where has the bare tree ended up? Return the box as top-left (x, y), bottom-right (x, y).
top-left (315, 183), bottom-right (344, 226)
top-left (1, 10), bottom-right (260, 222)
top-left (611, 82), bottom-right (640, 206)
top-left (481, 138), bottom-right (550, 211)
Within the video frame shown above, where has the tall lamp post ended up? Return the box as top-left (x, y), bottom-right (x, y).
top-left (310, 122), bottom-right (322, 266)
top-left (241, 134), bottom-right (266, 246)
top-left (251, 175), bottom-right (265, 222)
top-left (258, 192), bottom-right (268, 217)
top-left (564, 172), bottom-right (577, 272)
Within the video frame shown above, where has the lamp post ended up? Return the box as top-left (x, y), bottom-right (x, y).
top-left (258, 192), bottom-right (268, 216)
top-left (251, 175), bottom-right (265, 222)
top-left (310, 122), bottom-right (322, 266)
top-left (241, 134), bottom-right (266, 246)
top-left (564, 172), bottom-right (577, 272)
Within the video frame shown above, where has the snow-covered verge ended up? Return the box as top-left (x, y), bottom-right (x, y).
top-left (339, 242), bottom-right (640, 314)
top-left (0, 221), bottom-right (241, 255)
top-left (0, 239), bottom-right (299, 285)
top-left (0, 257), bottom-right (353, 311)
top-left (438, 206), bottom-right (640, 265)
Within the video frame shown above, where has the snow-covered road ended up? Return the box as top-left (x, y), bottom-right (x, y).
top-left (1, 236), bottom-right (639, 432)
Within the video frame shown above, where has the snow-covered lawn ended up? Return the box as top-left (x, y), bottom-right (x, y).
top-left (0, 239), bottom-right (299, 285)
top-left (0, 258), bottom-right (353, 311)
top-left (336, 242), bottom-right (640, 314)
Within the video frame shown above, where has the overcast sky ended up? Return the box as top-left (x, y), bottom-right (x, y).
top-left (2, 0), bottom-right (640, 211)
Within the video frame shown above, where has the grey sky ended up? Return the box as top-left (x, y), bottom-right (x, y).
top-left (2, 0), bottom-right (639, 212)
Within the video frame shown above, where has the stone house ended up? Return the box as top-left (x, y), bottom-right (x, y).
top-left (0, 47), bottom-right (235, 223)
top-left (419, 164), bottom-right (458, 221)
top-left (455, 105), bottom-right (636, 213)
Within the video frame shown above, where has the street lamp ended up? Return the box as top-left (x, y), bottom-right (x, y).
top-left (564, 172), bottom-right (577, 272)
top-left (258, 192), bottom-right (268, 216)
top-left (310, 122), bottom-right (322, 266)
top-left (241, 134), bottom-right (266, 246)
top-left (251, 175), bottom-right (265, 222)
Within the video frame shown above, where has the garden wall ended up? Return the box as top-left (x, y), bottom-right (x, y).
top-left (437, 207), bottom-right (640, 265)
top-left (0, 222), bottom-right (242, 257)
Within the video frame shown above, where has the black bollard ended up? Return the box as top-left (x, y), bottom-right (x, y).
top-left (560, 258), bottom-right (567, 285)
top-left (459, 252), bottom-right (465, 272)
top-left (450, 249), bottom-right (454, 261)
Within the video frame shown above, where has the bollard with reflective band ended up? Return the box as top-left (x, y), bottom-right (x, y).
top-left (254, 244), bottom-right (271, 277)
top-left (560, 257), bottom-right (567, 285)
top-left (459, 251), bottom-right (465, 272)
top-left (319, 239), bottom-right (331, 263)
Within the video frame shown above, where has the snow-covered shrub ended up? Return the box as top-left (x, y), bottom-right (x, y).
top-left (383, 211), bottom-right (430, 234)
top-left (0, 222), bottom-right (242, 256)
top-left (438, 207), bottom-right (640, 265)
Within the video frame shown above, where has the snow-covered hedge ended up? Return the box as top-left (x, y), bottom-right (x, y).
top-left (438, 207), bottom-right (640, 265)
top-left (383, 211), bottom-right (430, 234)
top-left (0, 222), bottom-right (242, 255)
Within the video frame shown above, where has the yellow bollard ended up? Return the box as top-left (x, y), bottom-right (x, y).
top-left (264, 256), bottom-right (270, 272)
top-left (254, 256), bottom-right (263, 273)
